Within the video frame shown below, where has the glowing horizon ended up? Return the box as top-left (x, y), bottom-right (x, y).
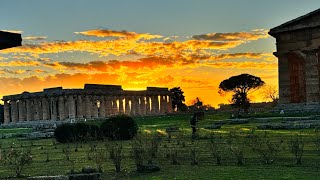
top-left (1, 1), bottom-right (319, 107)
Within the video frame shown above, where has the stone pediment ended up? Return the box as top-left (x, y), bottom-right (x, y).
top-left (269, 8), bottom-right (320, 36)
top-left (0, 31), bottom-right (22, 50)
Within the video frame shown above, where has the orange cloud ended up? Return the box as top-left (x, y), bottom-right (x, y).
top-left (0, 61), bottom-right (40, 67)
top-left (75, 29), bottom-right (162, 40)
top-left (41, 52), bottom-right (275, 74)
top-left (23, 36), bottom-right (47, 41)
top-left (0, 69), bottom-right (27, 75)
top-left (34, 69), bottom-right (48, 73)
top-left (206, 61), bottom-right (277, 69)
top-left (0, 30), bottom-right (23, 34)
top-left (192, 29), bottom-right (269, 41)
top-left (1, 39), bottom-right (243, 58)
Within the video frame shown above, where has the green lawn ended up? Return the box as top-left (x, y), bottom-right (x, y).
top-left (0, 113), bottom-right (320, 180)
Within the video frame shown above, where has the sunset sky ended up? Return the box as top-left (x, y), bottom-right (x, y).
top-left (1, 0), bottom-right (320, 107)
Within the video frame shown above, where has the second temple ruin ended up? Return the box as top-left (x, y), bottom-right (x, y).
top-left (269, 8), bottom-right (320, 111)
top-left (2, 84), bottom-right (173, 124)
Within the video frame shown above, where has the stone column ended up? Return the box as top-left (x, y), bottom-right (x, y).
top-left (18, 100), bottom-right (26, 121)
top-left (105, 96), bottom-right (113, 115)
top-left (304, 50), bottom-right (320, 103)
top-left (84, 95), bottom-right (91, 118)
top-left (10, 100), bottom-right (18, 123)
top-left (155, 95), bottom-right (160, 114)
top-left (140, 96), bottom-right (146, 115)
top-left (76, 95), bottom-right (83, 119)
top-left (26, 99), bottom-right (32, 121)
top-left (99, 96), bottom-right (106, 117)
top-left (160, 95), bottom-right (166, 114)
top-left (125, 96), bottom-right (131, 114)
top-left (137, 96), bottom-right (143, 115)
top-left (58, 96), bottom-right (65, 120)
top-left (277, 53), bottom-right (291, 104)
top-left (145, 96), bottom-right (150, 115)
top-left (92, 96), bottom-right (99, 118)
top-left (42, 97), bottom-right (49, 120)
top-left (151, 95), bottom-right (159, 114)
top-left (68, 95), bottom-right (76, 119)
top-left (50, 97), bottom-right (57, 121)
top-left (34, 98), bottom-right (41, 121)
top-left (112, 97), bottom-right (118, 114)
top-left (151, 96), bottom-right (156, 114)
top-left (118, 96), bottom-right (124, 114)
top-left (3, 100), bottom-right (10, 124)
top-left (131, 96), bottom-right (137, 115)
top-left (167, 95), bottom-right (173, 113)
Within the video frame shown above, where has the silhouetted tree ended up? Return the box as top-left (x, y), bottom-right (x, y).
top-left (189, 97), bottom-right (203, 111)
top-left (170, 87), bottom-right (187, 111)
top-left (218, 74), bottom-right (265, 114)
top-left (261, 85), bottom-right (279, 106)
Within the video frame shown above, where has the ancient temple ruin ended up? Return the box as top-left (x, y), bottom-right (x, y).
top-left (269, 8), bottom-right (320, 110)
top-left (0, 30), bottom-right (22, 50)
top-left (2, 84), bottom-right (173, 124)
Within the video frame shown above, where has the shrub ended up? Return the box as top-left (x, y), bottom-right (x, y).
top-left (108, 142), bottom-right (123, 172)
top-left (131, 135), bottom-right (147, 169)
top-left (209, 137), bottom-right (223, 165)
top-left (226, 130), bottom-right (245, 166)
top-left (100, 115), bottom-right (138, 140)
top-left (289, 134), bottom-right (304, 165)
top-left (54, 123), bottom-right (75, 143)
top-left (190, 145), bottom-right (199, 165)
top-left (4, 147), bottom-right (32, 177)
top-left (88, 148), bottom-right (104, 172)
top-left (54, 123), bottom-right (100, 143)
top-left (246, 130), bottom-right (280, 164)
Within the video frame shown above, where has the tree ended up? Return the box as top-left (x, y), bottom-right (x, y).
top-left (262, 85), bottom-right (279, 106)
top-left (218, 74), bottom-right (265, 114)
top-left (170, 87), bottom-right (187, 111)
top-left (189, 97), bottom-right (203, 111)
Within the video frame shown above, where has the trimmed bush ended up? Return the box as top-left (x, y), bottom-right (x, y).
top-left (54, 123), bottom-right (75, 143)
top-left (54, 123), bottom-right (100, 143)
top-left (100, 115), bottom-right (138, 140)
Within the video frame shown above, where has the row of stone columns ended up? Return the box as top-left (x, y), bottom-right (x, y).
top-left (3, 94), bottom-right (173, 124)
top-left (277, 49), bottom-right (320, 104)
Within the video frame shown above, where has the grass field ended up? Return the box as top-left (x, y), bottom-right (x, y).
top-left (0, 112), bottom-right (320, 180)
